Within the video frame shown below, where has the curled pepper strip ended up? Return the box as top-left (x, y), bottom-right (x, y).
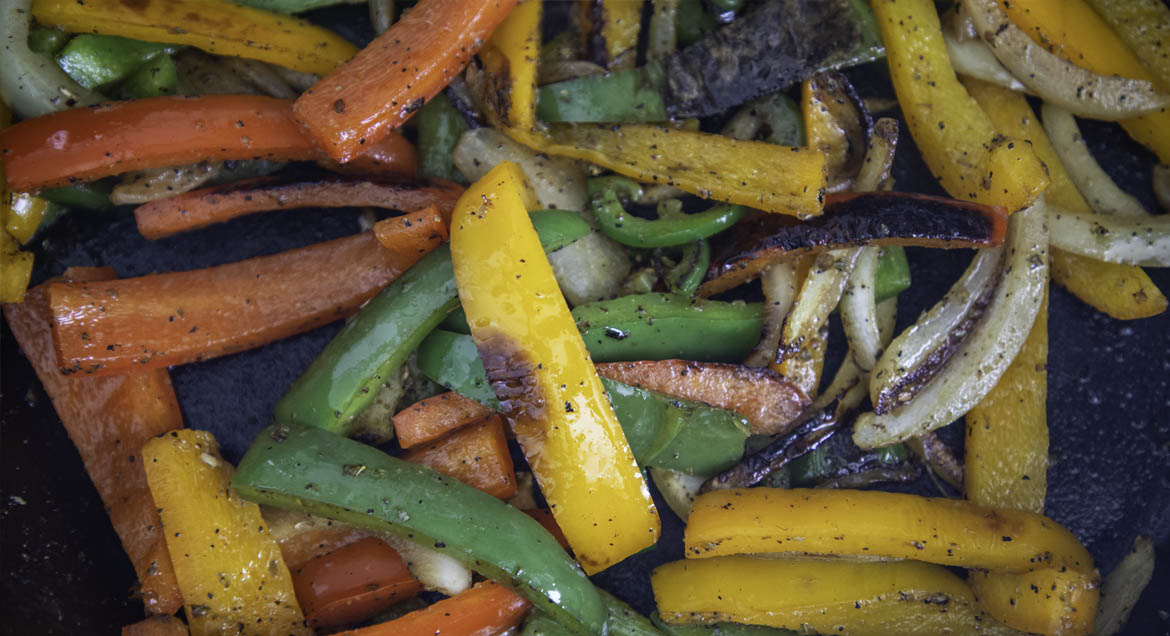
top-left (588, 176), bottom-right (749, 248)
top-left (32, 0), bottom-right (357, 75)
top-left (873, 0), bottom-right (1048, 212)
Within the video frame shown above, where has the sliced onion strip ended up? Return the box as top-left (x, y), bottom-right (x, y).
top-left (0, 0), bottom-right (101, 118)
top-left (962, 0), bottom-right (1170, 120)
top-left (1094, 536), bottom-right (1156, 636)
top-left (855, 199), bottom-right (1049, 449)
top-left (1048, 204), bottom-right (1170, 267)
top-left (942, 14), bottom-right (1027, 93)
top-left (1042, 104), bottom-right (1149, 217)
top-left (744, 262), bottom-right (798, 368)
top-left (840, 246), bottom-right (882, 371)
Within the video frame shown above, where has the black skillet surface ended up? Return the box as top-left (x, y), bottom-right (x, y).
top-left (2, 6), bottom-right (1170, 635)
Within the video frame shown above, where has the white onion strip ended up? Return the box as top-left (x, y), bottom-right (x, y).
top-left (1155, 164), bottom-right (1170, 213)
top-left (1042, 104), bottom-right (1149, 217)
top-left (855, 199), bottom-right (1049, 449)
top-left (1094, 536), bottom-right (1156, 636)
top-left (744, 262), bottom-right (798, 368)
top-left (1048, 204), bottom-right (1170, 267)
top-left (869, 245), bottom-right (1004, 414)
top-left (963, 0), bottom-right (1170, 120)
top-left (840, 247), bottom-right (882, 372)
top-left (943, 22), bottom-right (1026, 93)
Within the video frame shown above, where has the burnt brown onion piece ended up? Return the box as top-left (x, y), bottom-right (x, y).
top-left (698, 192), bottom-right (1009, 297)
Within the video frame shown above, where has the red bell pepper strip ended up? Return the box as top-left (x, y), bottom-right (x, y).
top-left (292, 0), bottom-right (518, 162)
top-left (134, 178), bottom-right (459, 239)
top-left (49, 214), bottom-right (445, 376)
top-left (332, 580), bottom-right (531, 636)
top-left (292, 537), bottom-right (422, 631)
top-left (392, 391), bottom-right (495, 448)
top-left (3, 267), bottom-right (184, 616)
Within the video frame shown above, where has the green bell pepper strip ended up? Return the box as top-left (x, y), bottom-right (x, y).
top-left (657, 237), bottom-right (710, 296)
top-left (873, 245), bottom-right (910, 303)
top-left (416, 329), bottom-right (750, 476)
top-left (55, 34), bottom-right (179, 90)
top-left (537, 63), bottom-right (668, 124)
top-left (747, 92), bottom-right (805, 147)
top-left (787, 442), bottom-right (908, 487)
top-left (588, 176), bottom-right (748, 248)
top-left (819, 0), bottom-right (885, 72)
top-left (522, 590), bottom-right (665, 636)
top-left (273, 245), bottom-right (460, 435)
top-left (116, 52), bottom-right (178, 98)
top-left (231, 0), bottom-right (364, 13)
top-left (28, 26), bottom-right (70, 56)
top-left (39, 181), bottom-right (113, 210)
top-left (573, 293), bottom-right (763, 363)
top-left (232, 423), bottom-right (606, 636)
top-left (651, 612), bottom-right (796, 636)
top-left (276, 209), bottom-right (593, 433)
top-left (676, 0), bottom-right (716, 45)
top-left (417, 92), bottom-right (470, 184)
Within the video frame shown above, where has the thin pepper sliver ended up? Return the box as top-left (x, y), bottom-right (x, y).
top-left (3, 267), bottom-right (184, 616)
top-left (873, 0), bottom-right (1049, 212)
top-left (450, 161), bottom-right (660, 575)
top-left (31, 0), bottom-right (357, 75)
top-left (49, 223), bottom-right (444, 377)
top-left (293, 0), bottom-right (518, 162)
top-left (0, 95), bottom-right (312, 193)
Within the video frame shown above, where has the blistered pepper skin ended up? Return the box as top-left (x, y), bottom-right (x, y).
top-left (450, 161), bottom-right (661, 575)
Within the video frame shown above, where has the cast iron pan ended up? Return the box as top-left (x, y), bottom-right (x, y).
top-left (1, 6), bottom-right (1168, 634)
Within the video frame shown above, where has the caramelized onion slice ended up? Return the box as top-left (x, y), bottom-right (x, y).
top-left (700, 192), bottom-right (1008, 297)
top-left (963, 0), bottom-right (1170, 120)
top-left (1048, 204), bottom-right (1170, 267)
top-left (869, 245), bottom-right (1005, 414)
top-left (1042, 104), bottom-right (1150, 217)
top-left (854, 199), bottom-right (1048, 449)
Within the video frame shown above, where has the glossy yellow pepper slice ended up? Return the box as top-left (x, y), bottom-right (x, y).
top-left (450, 161), bottom-right (660, 575)
top-left (996, 0), bottom-right (1170, 164)
top-left (0, 229), bottom-right (33, 303)
top-left (964, 77), bottom-right (1166, 319)
top-left (32, 0), bottom-right (357, 75)
top-left (686, 488), bottom-right (1096, 576)
top-left (594, 0), bottom-right (643, 70)
top-left (508, 125), bottom-right (826, 218)
top-left (652, 556), bottom-right (1019, 636)
top-left (477, 0), bottom-right (541, 130)
top-left (873, 0), bottom-right (1048, 212)
top-left (142, 430), bottom-right (311, 636)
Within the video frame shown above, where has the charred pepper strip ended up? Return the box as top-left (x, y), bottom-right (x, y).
top-left (700, 192), bottom-right (1006, 297)
top-left (572, 293), bottom-right (763, 363)
top-left (415, 329), bottom-right (750, 477)
top-left (685, 488), bottom-right (1097, 576)
top-left (450, 161), bottom-right (660, 575)
top-left (873, 0), bottom-right (1049, 212)
top-left (588, 176), bottom-right (749, 248)
top-left (32, 0), bottom-right (357, 75)
top-left (232, 423), bottom-right (607, 636)
top-left (475, 0), bottom-right (540, 129)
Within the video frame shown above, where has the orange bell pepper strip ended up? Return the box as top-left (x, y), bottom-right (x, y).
top-left (686, 488), bottom-right (1097, 576)
top-left (122, 616), bottom-right (190, 636)
top-left (3, 267), bottom-right (185, 616)
top-left (142, 430), bottom-right (310, 635)
top-left (476, 0), bottom-right (541, 130)
top-left (31, 0), bottom-right (357, 75)
top-left (134, 177), bottom-right (455, 240)
top-left (49, 217), bottom-right (444, 377)
top-left (393, 391), bottom-right (496, 448)
top-left (963, 77), bottom-right (1166, 320)
top-left (333, 580), bottom-right (531, 636)
top-left (293, 0), bottom-right (518, 162)
top-left (653, 556), bottom-right (1019, 636)
top-left (292, 537), bottom-right (423, 631)
top-left (450, 161), bottom-right (660, 574)
top-left (996, 0), bottom-right (1170, 164)
top-left (0, 95), bottom-right (312, 192)
top-left (872, 0), bottom-right (1049, 212)
top-left (403, 414), bottom-right (519, 499)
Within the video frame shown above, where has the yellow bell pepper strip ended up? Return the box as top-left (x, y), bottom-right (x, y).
top-left (0, 218), bottom-right (32, 302)
top-left (652, 556), bottom-right (1020, 636)
top-left (450, 161), bottom-right (660, 574)
top-left (685, 488), bottom-right (1096, 576)
top-left (507, 125), bottom-right (826, 218)
top-left (476, 0), bottom-right (541, 130)
top-left (0, 101), bottom-right (39, 302)
top-left (872, 0), bottom-right (1049, 212)
top-left (142, 429), bottom-right (311, 636)
top-left (963, 77), bottom-right (1166, 320)
top-left (31, 0), bottom-right (358, 75)
top-left (995, 0), bottom-right (1170, 165)
top-left (587, 0), bottom-right (644, 70)
top-left (1083, 0), bottom-right (1170, 93)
